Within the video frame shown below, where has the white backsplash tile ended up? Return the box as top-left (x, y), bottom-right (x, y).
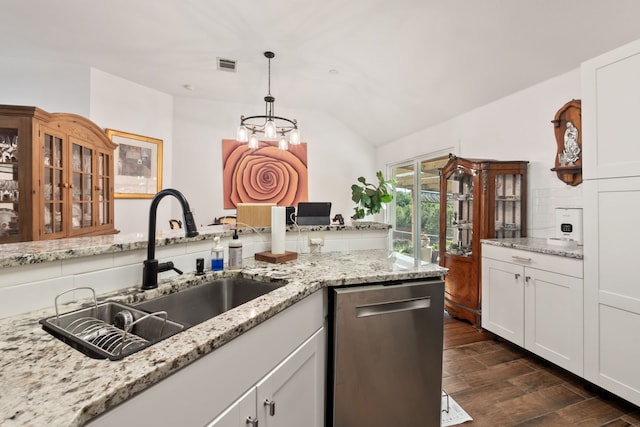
top-left (61, 253), bottom-right (114, 276)
top-left (73, 263), bottom-right (141, 296)
top-left (114, 248), bottom-right (146, 267)
top-left (1, 261), bottom-right (64, 288)
top-left (0, 276), bottom-right (73, 318)
top-left (531, 186), bottom-right (583, 238)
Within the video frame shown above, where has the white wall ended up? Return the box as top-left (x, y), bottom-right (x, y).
top-left (378, 69), bottom-right (584, 239)
top-left (0, 55), bottom-right (90, 117)
top-left (172, 97), bottom-right (375, 225)
top-left (89, 69), bottom-right (175, 235)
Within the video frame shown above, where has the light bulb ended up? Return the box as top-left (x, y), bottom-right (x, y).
top-left (289, 128), bottom-right (301, 145)
top-left (237, 125), bottom-right (249, 142)
top-left (278, 135), bottom-right (288, 150)
top-left (248, 133), bottom-right (260, 149)
top-left (265, 120), bottom-right (277, 139)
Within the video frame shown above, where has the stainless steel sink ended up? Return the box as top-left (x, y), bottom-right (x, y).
top-left (135, 277), bottom-right (281, 327)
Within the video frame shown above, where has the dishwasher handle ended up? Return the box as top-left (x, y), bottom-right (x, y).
top-left (356, 297), bottom-right (431, 318)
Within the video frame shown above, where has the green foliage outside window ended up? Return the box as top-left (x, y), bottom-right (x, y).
top-left (393, 191), bottom-right (453, 256)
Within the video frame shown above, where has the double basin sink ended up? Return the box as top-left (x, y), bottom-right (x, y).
top-left (41, 277), bottom-right (282, 360)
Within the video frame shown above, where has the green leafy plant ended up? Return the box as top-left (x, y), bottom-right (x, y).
top-left (351, 171), bottom-right (396, 220)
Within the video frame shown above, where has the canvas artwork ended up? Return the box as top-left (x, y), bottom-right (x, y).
top-left (222, 139), bottom-right (308, 209)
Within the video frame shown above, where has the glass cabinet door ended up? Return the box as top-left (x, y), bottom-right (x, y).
top-left (444, 168), bottom-right (474, 257)
top-left (0, 127), bottom-right (20, 241)
top-left (494, 173), bottom-right (523, 238)
top-left (70, 142), bottom-right (94, 231)
top-left (97, 152), bottom-right (112, 227)
top-left (43, 132), bottom-right (65, 237)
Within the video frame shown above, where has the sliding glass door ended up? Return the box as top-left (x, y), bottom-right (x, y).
top-left (390, 155), bottom-right (448, 265)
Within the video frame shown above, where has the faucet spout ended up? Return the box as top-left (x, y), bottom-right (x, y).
top-left (142, 188), bottom-right (199, 290)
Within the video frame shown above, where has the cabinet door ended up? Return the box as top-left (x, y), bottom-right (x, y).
top-left (41, 126), bottom-right (68, 239)
top-left (206, 388), bottom-right (257, 427)
top-left (492, 172), bottom-right (525, 239)
top-left (582, 38), bottom-right (640, 179)
top-left (69, 137), bottom-right (98, 236)
top-left (584, 177), bottom-right (640, 406)
top-left (481, 258), bottom-right (524, 346)
top-left (443, 167), bottom-right (474, 257)
top-left (256, 327), bottom-right (325, 427)
top-left (0, 123), bottom-right (22, 243)
top-left (524, 268), bottom-right (583, 376)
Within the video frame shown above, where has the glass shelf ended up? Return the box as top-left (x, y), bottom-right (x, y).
top-left (493, 174), bottom-right (522, 237)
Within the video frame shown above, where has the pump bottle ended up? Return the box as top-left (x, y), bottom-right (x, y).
top-left (211, 236), bottom-right (224, 271)
top-left (228, 229), bottom-right (243, 270)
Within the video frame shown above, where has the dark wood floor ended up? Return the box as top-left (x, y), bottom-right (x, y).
top-left (443, 313), bottom-right (640, 426)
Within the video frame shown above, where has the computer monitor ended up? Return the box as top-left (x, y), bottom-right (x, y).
top-left (296, 202), bottom-right (331, 225)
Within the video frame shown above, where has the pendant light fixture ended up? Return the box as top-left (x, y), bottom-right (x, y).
top-left (236, 51), bottom-right (301, 150)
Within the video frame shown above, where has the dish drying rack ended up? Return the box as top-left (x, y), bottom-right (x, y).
top-left (40, 287), bottom-right (185, 360)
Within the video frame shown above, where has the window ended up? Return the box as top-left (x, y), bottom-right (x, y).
top-left (390, 155), bottom-right (449, 265)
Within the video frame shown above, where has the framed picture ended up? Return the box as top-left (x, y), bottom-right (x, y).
top-left (107, 129), bottom-right (163, 199)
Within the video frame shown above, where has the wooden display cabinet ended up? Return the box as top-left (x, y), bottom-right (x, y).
top-left (0, 105), bottom-right (117, 243)
top-left (439, 154), bottom-right (528, 325)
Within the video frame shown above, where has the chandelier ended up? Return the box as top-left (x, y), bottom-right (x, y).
top-left (236, 51), bottom-right (301, 150)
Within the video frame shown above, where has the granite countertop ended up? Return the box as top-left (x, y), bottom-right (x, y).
top-left (0, 222), bottom-right (390, 269)
top-left (481, 237), bottom-right (583, 259)
top-left (0, 249), bottom-right (446, 427)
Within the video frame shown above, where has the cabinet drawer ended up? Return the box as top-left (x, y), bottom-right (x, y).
top-left (482, 244), bottom-right (583, 278)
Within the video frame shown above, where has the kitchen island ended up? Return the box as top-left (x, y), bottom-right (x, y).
top-left (0, 248), bottom-right (447, 426)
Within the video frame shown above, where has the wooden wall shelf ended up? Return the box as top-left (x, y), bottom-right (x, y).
top-left (550, 165), bottom-right (582, 186)
top-left (551, 99), bottom-right (582, 186)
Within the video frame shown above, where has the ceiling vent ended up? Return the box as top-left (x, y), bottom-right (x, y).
top-left (217, 58), bottom-right (237, 72)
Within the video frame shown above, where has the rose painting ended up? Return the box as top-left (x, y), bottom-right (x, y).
top-left (222, 139), bottom-right (308, 208)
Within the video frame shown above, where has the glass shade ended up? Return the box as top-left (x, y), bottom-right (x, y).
top-left (264, 120), bottom-right (277, 139)
top-left (289, 128), bottom-right (301, 145)
top-left (248, 133), bottom-right (260, 149)
top-left (278, 135), bottom-right (288, 150)
top-left (237, 125), bottom-right (249, 142)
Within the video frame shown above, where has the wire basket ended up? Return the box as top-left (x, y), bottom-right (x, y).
top-left (40, 287), bottom-right (185, 360)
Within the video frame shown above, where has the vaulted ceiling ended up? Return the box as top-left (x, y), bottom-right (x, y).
top-left (2, 0), bottom-right (640, 146)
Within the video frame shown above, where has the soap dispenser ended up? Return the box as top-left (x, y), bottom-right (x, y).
top-left (228, 229), bottom-right (243, 270)
top-left (211, 236), bottom-right (224, 271)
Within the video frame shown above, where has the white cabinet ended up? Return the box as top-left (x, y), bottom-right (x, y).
top-left (481, 257), bottom-right (525, 346)
top-left (582, 37), bottom-right (640, 407)
top-left (207, 327), bottom-right (325, 427)
top-left (482, 244), bottom-right (584, 375)
top-left (206, 388), bottom-right (257, 427)
top-left (87, 291), bottom-right (325, 427)
top-left (583, 177), bottom-right (640, 406)
top-left (581, 38), bottom-right (640, 179)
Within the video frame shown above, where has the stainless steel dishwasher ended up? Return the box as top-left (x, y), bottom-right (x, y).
top-left (328, 279), bottom-right (444, 427)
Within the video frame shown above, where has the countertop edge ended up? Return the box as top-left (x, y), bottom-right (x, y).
top-left (481, 237), bottom-right (583, 259)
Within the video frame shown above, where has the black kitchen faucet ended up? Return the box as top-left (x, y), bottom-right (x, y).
top-left (142, 188), bottom-right (198, 290)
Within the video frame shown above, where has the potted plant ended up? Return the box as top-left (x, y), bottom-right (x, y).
top-left (351, 171), bottom-right (396, 220)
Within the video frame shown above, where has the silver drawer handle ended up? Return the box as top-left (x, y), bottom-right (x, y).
top-left (264, 399), bottom-right (276, 416)
top-left (246, 416), bottom-right (259, 426)
top-left (511, 255), bottom-right (532, 263)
